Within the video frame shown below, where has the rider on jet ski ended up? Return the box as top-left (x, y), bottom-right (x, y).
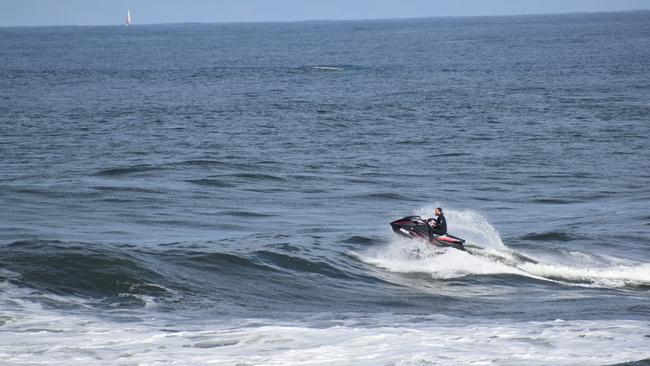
top-left (390, 209), bottom-right (464, 249)
top-left (427, 207), bottom-right (447, 236)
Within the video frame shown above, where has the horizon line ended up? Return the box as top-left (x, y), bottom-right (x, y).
top-left (1, 8), bottom-right (648, 29)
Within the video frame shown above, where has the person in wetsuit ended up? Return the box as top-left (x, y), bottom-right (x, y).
top-left (428, 207), bottom-right (447, 236)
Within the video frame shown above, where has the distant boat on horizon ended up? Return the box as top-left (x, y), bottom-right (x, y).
top-left (125, 9), bottom-right (132, 26)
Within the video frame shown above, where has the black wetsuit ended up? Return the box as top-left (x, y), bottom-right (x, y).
top-left (431, 215), bottom-right (447, 235)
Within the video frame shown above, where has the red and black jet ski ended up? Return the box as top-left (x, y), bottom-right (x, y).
top-left (390, 215), bottom-right (466, 251)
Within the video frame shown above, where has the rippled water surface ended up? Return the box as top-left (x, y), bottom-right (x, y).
top-left (1, 11), bottom-right (649, 365)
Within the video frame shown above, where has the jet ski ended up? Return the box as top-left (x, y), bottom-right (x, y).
top-left (390, 215), bottom-right (466, 251)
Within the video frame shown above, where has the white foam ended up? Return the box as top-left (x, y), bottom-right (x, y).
top-left (520, 262), bottom-right (650, 288)
top-left (0, 305), bottom-right (647, 366)
top-left (357, 237), bottom-right (525, 280)
top-left (363, 207), bottom-right (650, 288)
top-left (357, 207), bottom-right (522, 280)
top-left (359, 235), bottom-right (650, 287)
top-left (0, 247), bottom-right (648, 365)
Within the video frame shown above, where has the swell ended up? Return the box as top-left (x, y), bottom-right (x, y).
top-left (93, 185), bottom-right (163, 194)
top-left (520, 231), bottom-right (581, 242)
top-left (221, 210), bottom-right (274, 218)
top-left (94, 160), bottom-right (265, 178)
top-left (0, 240), bottom-right (372, 309)
top-left (95, 164), bottom-right (163, 177)
top-left (184, 178), bottom-right (235, 188)
top-left (0, 240), bottom-right (174, 301)
top-left (530, 198), bottom-right (582, 204)
top-left (252, 250), bottom-right (352, 279)
top-left (221, 173), bottom-right (287, 182)
top-left (348, 192), bottom-right (407, 200)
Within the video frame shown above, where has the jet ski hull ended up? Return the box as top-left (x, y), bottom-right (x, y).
top-left (390, 215), bottom-right (466, 251)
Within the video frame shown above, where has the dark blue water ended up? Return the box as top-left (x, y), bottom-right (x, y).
top-left (1, 11), bottom-right (649, 365)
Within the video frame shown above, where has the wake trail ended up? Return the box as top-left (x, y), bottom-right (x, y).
top-left (355, 207), bottom-right (650, 289)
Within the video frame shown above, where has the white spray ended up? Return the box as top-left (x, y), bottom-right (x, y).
top-left (358, 206), bottom-right (650, 288)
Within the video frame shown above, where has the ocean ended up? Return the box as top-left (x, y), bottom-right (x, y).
top-left (1, 10), bottom-right (649, 365)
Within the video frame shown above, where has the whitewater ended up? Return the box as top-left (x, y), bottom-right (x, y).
top-left (2, 10), bottom-right (649, 365)
top-left (360, 207), bottom-right (650, 289)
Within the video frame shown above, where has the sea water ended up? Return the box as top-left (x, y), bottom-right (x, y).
top-left (1, 11), bottom-right (649, 365)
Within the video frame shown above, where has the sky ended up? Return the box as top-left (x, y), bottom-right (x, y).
top-left (1, 0), bottom-right (649, 27)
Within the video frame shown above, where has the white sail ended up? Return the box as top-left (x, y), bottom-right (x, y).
top-left (126, 9), bottom-right (132, 26)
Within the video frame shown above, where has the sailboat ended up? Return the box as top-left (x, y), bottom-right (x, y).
top-left (125, 9), bottom-right (132, 26)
